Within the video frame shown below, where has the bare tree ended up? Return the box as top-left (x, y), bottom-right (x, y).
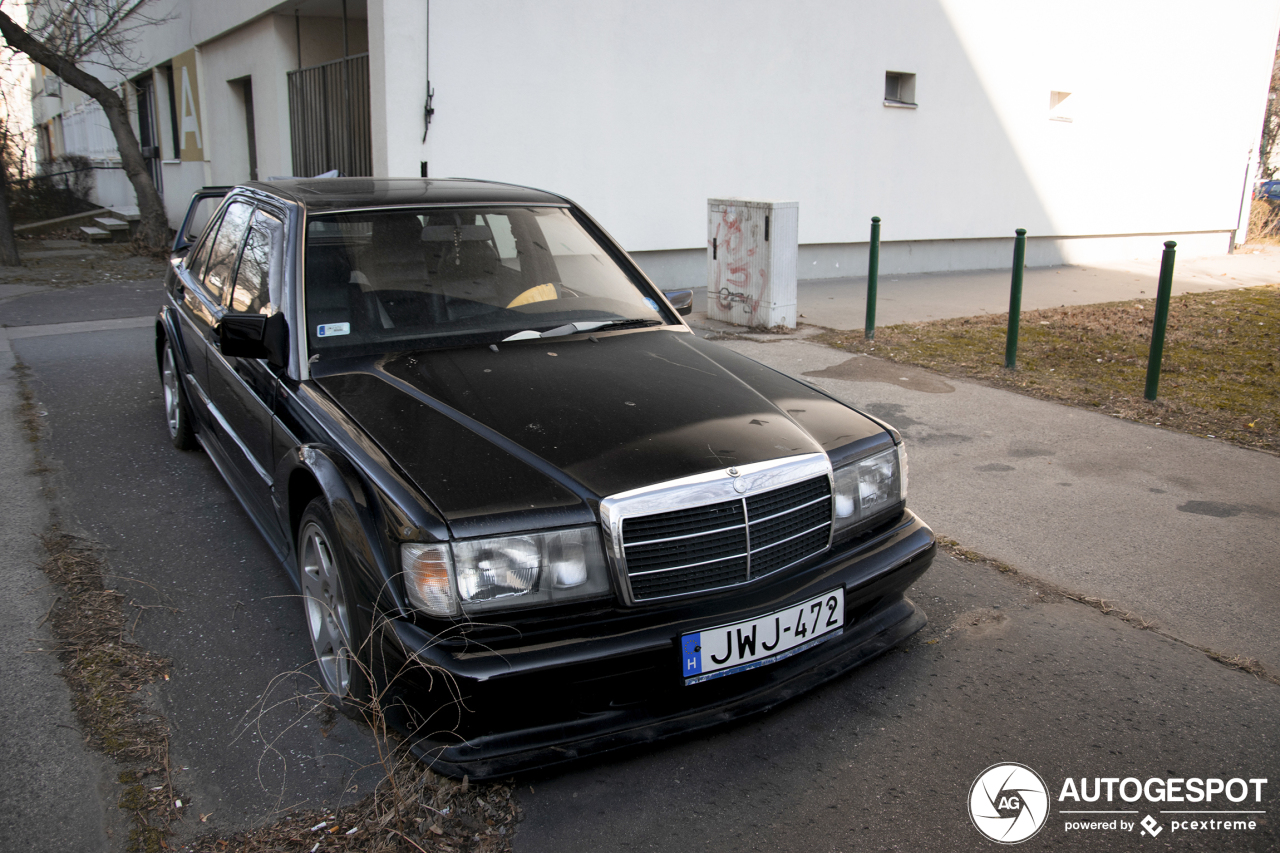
top-left (0, 3), bottom-right (32, 265)
top-left (0, 0), bottom-right (172, 250)
top-left (1259, 32), bottom-right (1280, 181)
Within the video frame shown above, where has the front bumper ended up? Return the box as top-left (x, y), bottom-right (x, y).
top-left (383, 510), bottom-right (934, 779)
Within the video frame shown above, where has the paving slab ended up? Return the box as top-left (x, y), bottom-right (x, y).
top-left (715, 337), bottom-right (1280, 672)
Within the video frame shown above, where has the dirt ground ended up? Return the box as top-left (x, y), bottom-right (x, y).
top-left (2, 233), bottom-right (167, 288)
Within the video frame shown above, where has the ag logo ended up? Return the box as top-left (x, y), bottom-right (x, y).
top-left (969, 763), bottom-right (1050, 844)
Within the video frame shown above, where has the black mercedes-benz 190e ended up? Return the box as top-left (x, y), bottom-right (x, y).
top-left (157, 178), bottom-right (934, 778)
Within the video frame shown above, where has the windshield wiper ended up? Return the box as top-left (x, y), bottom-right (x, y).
top-left (502, 318), bottom-right (662, 342)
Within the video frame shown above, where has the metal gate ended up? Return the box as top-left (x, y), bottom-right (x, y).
top-left (287, 53), bottom-right (372, 178)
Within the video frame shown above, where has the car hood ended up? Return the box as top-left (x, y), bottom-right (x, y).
top-left (316, 330), bottom-right (886, 529)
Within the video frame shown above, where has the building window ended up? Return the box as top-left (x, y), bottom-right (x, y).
top-left (1050, 90), bottom-right (1073, 122)
top-left (884, 72), bottom-right (917, 108)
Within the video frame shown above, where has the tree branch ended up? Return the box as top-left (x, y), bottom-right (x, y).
top-left (0, 7), bottom-right (170, 249)
top-left (0, 9), bottom-right (120, 108)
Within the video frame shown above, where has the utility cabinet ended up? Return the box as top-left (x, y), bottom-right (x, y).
top-left (706, 198), bottom-right (798, 329)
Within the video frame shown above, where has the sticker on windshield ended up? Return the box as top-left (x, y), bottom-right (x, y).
top-left (644, 297), bottom-right (660, 312)
top-left (317, 322), bottom-right (350, 337)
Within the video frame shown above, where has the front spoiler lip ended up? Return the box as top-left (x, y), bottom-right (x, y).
top-left (398, 536), bottom-right (933, 780)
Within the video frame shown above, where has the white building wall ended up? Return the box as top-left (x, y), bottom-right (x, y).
top-left (196, 14), bottom-right (298, 185)
top-left (405, 0), bottom-right (1280, 286)
top-left (59, 99), bottom-right (116, 161)
top-left (21, 0), bottom-right (360, 222)
top-left (369, 0), bottom-right (428, 178)
top-left (19, 0), bottom-right (1279, 272)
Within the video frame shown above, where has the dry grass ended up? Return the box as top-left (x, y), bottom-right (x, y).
top-left (36, 531), bottom-right (521, 853)
top-left (817, 284), bottom-right (1280, 454)
top-left (37, 531), bottom-right (180, 853)
top-left (182, 664), bottom-right (521, 853)
top-left (1248, 199), bottom-right (1280, 244)
top-left (181, 758), bottom-right (519, 853)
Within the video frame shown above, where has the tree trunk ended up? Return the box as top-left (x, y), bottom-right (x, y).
top-left (95, 87), bottom-right (169, 248)
top-left (0, 10), bottom-right (170, 251)
top-left (0, 164), bottom-right (19, 266)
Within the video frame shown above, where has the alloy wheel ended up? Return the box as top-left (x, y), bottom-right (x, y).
top-left (162, 345), bottom-right (181, 439)
top-left (299, 520), bottom-right (353, 698)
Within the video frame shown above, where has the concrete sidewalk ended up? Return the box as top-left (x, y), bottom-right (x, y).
top-left (0, 329), bottom-right (114, 851)
top-left (685, 249), bottom-right (1280, 674)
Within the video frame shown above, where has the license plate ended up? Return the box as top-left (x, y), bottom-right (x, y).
top-left (680, 589), bottom-right (844, 684)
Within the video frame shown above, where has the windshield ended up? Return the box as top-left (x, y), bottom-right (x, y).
top-left (304, 206), bottom-right (670, 356)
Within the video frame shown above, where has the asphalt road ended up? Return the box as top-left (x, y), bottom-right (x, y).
top-left (10, 320), bottom-right (383, 844)
top-left (0, 307), bottom-right (115, 853)
top-left (516, 557), bottom-right (1279, 853)
top-left (2, 269), bottom-right (1277, 852)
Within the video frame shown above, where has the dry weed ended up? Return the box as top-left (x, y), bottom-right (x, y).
top-left (37, 531), bottom-right (180, 852)
top-left (181, 753), bottom-right (518, 853)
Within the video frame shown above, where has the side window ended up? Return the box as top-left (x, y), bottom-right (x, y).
top-left (184, 194), bottom-right (224, 245)
top-left (184, 208), bottom-right (223, 282)
top-left (229, 209), bottom-right (284, 314)
top-left (202, 201), bottom-right (253, 304)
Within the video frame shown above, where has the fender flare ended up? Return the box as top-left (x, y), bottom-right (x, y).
top-left (155, 307), bottom-right (190, 380)
top-left (283, 444), bottom-right (409, 618)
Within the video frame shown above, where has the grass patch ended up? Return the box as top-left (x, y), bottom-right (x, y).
top-left (817, 284), bottom-right (1280, 454)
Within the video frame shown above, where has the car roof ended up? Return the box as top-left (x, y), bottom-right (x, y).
top-left (240, 177), bottom-right (568, 211)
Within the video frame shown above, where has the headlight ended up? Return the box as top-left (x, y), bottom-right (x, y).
top-left (402, 526), bottom-right (611, 617)
top-left (832, 444), bottom-right (907, 537)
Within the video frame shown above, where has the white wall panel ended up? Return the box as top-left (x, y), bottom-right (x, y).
top-left (196, 15), bottom-right (297, 184)
top-left (413, 0), bottom-right (1280, 261)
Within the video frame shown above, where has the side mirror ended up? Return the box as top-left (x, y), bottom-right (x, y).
top-left (663, 289), bottom-right (694, 317)
top-left (217, 312), bottom-right (288, 368)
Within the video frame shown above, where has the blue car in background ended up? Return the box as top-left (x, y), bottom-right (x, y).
top-left (1256, 180), bottom-right (1280, 201)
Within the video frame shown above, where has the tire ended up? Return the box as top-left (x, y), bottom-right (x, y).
top-left (160, 339), bottom-right (199, 451)
top-left (297, 498), bottom-right (371, 715)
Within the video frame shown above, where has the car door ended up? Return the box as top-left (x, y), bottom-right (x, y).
top-left (205, 205), bottom-right (288, 542)
top-left (170, 201), bottom-right (251, 430)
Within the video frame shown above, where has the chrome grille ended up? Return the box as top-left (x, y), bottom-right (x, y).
top-left (621, 475), bottom-right (832, 601)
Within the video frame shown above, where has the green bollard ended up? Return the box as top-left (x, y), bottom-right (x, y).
top-left (1144, 241), bottom-right (1177, 401)
top-left (1004, 228), bottom-right (1027, 369)
top-left (865, 217), bottom-right (880, 340)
